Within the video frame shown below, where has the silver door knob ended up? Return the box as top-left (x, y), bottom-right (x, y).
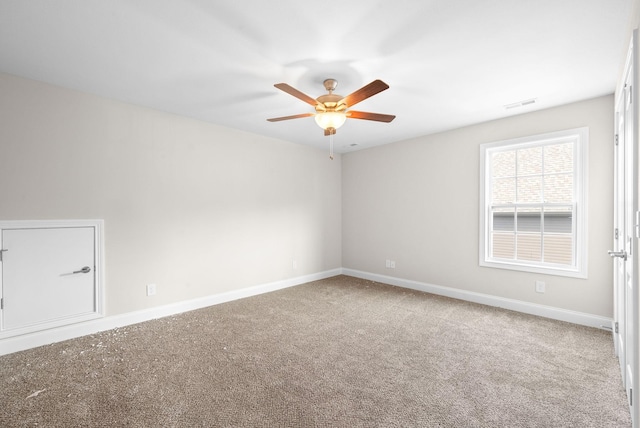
top-left (608, 250), bottom-right (628, 261)
top-left (73, 266), bottom-right (91, 274)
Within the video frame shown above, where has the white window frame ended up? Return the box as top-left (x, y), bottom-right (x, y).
top-left (479, 127), bottom-right (588, 278)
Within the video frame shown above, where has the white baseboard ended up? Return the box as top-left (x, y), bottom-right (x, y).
top-left (1, 267), bottom-right (611, 356)
top-left (0, 268), bottom-right (341, 356)
top-left (342, 269), bottom-right (612, 330)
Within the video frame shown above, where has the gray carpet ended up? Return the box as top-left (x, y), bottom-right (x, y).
top-left (0, 275), bottom-right (631, 427)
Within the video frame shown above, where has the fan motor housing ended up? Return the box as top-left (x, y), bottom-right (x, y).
top-left (316, 93), bottom-right (345, 112)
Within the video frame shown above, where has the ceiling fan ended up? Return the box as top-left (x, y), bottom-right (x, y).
top-left (267, 78), bottom-right (396, 137)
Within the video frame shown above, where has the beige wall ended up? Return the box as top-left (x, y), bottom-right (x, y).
top-left (0, 71), bottom-right (620, 320)
top-left (0, 72), bottom-right (342, 316)
top-left (342, 95), bottom-right (614, 317)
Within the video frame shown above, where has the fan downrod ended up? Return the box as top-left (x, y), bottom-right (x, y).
top-left (323, 78), bottom-right (338, 93)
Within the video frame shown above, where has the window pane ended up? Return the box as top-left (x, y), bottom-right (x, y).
top-left (517, 233), bottom-right (542, 261)
top-left (492, 177), bottom-right (515, 204)
top-left (491, 151), bottom-right (515, 177)
top-left (544, 142), bottom-right (573, 174)
top-left (543, 205), bottom-right (573, 264)
top-left (492, 232), bottom-right (515, 259)
top-left (544, 234), bottom-right (573, 264)
top-left (543, 206), bottom-right (573, 233)
top-left (517, 176), bottom-right (542, 203)
top-left (492, 207), bottom-right (514, 231)
top-left (544, 173), bottom-right (573, 203)
top-left (517, 146), bottom-right (542, 175)
top-left (517, 208), bottom-right (541, 232)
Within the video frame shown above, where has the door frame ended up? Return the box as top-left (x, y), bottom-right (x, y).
top-left (0, 219), bottom-right (104, 338)
top-left (613, 92), bottom-right (627, 380)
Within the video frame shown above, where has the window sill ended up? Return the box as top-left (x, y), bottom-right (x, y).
top-left (479, 259), bottom-right (587, 279)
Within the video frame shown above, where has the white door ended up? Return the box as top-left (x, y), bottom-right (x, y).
top-left (612, 30), bottom-right (638, 427)
top-left (0, 221), bottom-right (103, 337)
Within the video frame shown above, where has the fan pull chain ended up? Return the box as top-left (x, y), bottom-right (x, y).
top-left (329, 133), bottom-right (334, 160)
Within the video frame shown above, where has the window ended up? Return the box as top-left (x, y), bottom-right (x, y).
top-left (479, 128), bottom-right (588, 278)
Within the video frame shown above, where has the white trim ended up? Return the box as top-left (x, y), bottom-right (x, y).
top-left (1, 266), bottom-right (610, 356)
top-left (0, 268), bottom-right (340, 356)
top-left (343, 268), bottom-right (610, 330)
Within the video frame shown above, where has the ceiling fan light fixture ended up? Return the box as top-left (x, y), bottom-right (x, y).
top-left (315, 111), bottom-right (347, 130)
top-left (268, 79), bottom-right (393, 142)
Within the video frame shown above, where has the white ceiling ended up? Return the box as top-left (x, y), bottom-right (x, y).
top-left (0, 1), bottom-right (634, 153)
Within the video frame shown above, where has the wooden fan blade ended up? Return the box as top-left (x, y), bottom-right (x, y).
top-left (267, 113), bottom-right (314, 122)
top-left (347, 110), bottom-right (396, 123)
top-left (274, 83), bottom-right (319, 107)
top-left (339, 80), bottom-right (389, 107)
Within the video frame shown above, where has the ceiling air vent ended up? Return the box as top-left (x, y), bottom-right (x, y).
top-left (504, 98), bottom-right (537, 110)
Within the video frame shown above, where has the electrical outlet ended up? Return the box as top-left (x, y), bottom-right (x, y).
top-left (146, 283), bottom-right (157, 296)
top-left (390, 260), bottom-right (396, 269)
top-left (292, 259), bottom-right (298, 270)
top-left (535, 281), bottom-right (545, 293)
top-left (386, 259), bottom-right (391, 268)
